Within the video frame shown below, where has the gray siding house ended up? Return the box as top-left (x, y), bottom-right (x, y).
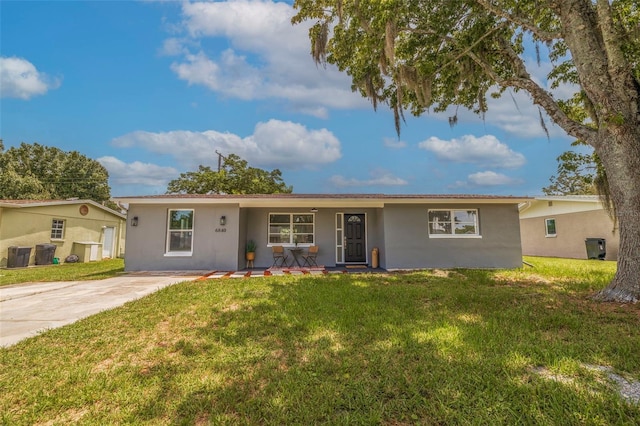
top-left (114, 194), bottom-right (528, 272)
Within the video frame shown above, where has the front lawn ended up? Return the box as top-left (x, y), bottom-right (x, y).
top-left (1, 257), bottom-right (638, 424)
top-left (0, 258), bottom-right (125, 286)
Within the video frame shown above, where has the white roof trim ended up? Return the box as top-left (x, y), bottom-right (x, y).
top-left (533, 195), bottom-right (601, 203)
top-left (113, 196), bottom-right (530, 208)
top-left (0, 199), bottom-right (126, 219)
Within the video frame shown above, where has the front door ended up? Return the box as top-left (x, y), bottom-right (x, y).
top-left (344, 214), bottom-right (366, 263)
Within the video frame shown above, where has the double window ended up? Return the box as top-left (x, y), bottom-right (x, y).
top-left (545, 218), bottom-right (557, 237)
top-left (428, 209), bottom-right (479, 237)
top-left (269, 213), bottom-right (314, 245)
top-left (51, 219), bottom-right (65, 239)
top-left (166, 209), bottom-right (194, 254)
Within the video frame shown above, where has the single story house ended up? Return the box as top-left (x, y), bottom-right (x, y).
top-left (519, 195), bottom-right (619, 260)
top-left (114, 194), bottom-right (528, 272)
top-left (0, 199), bottom-right (126, 267)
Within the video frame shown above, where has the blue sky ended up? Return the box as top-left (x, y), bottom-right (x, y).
top-left (1, 0), bottom-right (580, 197)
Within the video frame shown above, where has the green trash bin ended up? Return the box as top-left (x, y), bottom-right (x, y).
top-left (585, 238), bottom-right (606, 260)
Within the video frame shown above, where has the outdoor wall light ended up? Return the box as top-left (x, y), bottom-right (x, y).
top-left (310, 208), bottom-right (318, 213)
top-left (131, 216), bottom-right (139, 227)
top-left (220, 215), bottom-right (227, 226)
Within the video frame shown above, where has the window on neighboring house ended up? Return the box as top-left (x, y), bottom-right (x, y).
top-left (545, 218), bottom-right (557, 237)
top-left (51, 219), bottom-right (65, 239)
top-left (166, 209), bottom-right (194, 254)
top-left (269, 213), bottom-right (315, 245)
top-left (428, 209), bottom-right (480, 237)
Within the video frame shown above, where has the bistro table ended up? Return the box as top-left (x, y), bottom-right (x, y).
top-left (288, 247), bottom-right (304, 267)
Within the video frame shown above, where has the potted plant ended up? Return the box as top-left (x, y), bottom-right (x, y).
top-left (245, 240), bottom-right (257, 261)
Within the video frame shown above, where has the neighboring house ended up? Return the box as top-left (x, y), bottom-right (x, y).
top-left (519, 195), bottom-right (619, 260)
top-left (0, 199), bottom-right (126, 267)
top-left (114, 194), bottom-right (528, 272)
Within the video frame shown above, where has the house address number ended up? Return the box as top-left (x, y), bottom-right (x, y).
top-left (215, 228), bottom-right (226, 232)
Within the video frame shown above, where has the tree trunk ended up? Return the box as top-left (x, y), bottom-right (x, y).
top-left (555, 0), bottom-right (640, 302)
top-left (592, 127), bottom-right (640, 303)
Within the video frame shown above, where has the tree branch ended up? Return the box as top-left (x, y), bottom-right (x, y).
top-left (475, 0), bottom-right (561, 41)
top-left (435, 23), bottom-right (505, 75)
top-left (468, 40), bottom-right (595, 142)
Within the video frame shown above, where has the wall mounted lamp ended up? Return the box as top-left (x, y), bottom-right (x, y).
top-left (220, 215), bottom-right (227, 226)
top-left (310, 208), bottom-right (318, 213)
top-left (131, 216), bottom-right (139, 227)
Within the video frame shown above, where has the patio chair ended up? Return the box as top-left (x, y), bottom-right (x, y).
top-left (271, 245), bottom-right (289, 267)
top-left (301, 245), bottom-right (319, 267)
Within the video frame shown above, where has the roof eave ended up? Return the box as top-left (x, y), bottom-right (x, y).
top-left (0, 199), bottom-right (126, 219)
top-left (113, 195), bottom-right (531, 208)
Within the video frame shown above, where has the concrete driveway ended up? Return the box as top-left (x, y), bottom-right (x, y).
top-left (0, 272), bottom-right (205, 347)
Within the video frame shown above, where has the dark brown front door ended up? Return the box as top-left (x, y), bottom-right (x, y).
top-left (345, 214), bottom-right (366, 263)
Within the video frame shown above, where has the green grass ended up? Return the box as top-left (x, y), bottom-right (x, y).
top-left (1, 257), bottom-right (638, 424)
top-left (0, 258), bottom-right (125, 286)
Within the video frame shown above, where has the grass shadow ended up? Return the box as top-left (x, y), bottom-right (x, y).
top-left (2, 262), bottom-right (638, 424)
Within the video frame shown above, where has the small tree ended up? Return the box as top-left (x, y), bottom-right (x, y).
top-left (542, 151), bottom-right (597, 196)
top-left (167, 154), bottom-right (293, 195)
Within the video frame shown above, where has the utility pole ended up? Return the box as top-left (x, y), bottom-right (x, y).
top-left (215, 150), bottom-right (225, 172)
top-left (214, 150), bottom-right (226, 194)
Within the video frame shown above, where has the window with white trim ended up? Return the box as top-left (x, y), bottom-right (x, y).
top-left (269, 213), bottom-right (314, 245)
top-left (166, 209), bottom-right (194, 254)
top-left (428, 209), bottom-right (479, 237)
top-left (51, 219), bottom-right (65, 239)
top-left (545, 218), bottom-right (557, 237)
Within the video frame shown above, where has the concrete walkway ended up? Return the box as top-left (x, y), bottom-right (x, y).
top-left (0, 273), bottom-right (204, 347)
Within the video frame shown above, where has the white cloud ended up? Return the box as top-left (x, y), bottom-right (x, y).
top-left (383, 137), bottom-right (407, 149)
top-left (418, 134), bottom-right (526, 169)
top-left (467, 171), bottom-right (522, 186)
top-left (110, 119), bottom-right (341, 171)
top-left (171, 49), bottom-right (262, 100)
top-left (98, 156), bottom-right (179, 187)
top-left (330, 171), bottom-right (408, 188)
top-left (159, 37), bottom-right (191, 56)
top-left (166, 0), bottom-right (366, 115)
top-left (0, 56), bottom-right (60, 99)
top-left (481, 88), bottom-right (566, 138)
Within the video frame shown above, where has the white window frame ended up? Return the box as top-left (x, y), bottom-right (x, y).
top-left (165, 209), bottom-right (194, 256)
top-left (428, 209), bottom-right (481, 238)
top-left (51, 219), bottom-right (65, 240)
top-left (268, 213), bottom-right (315, 246)
top-left (335, 212), bottom-right (344, 264)
top-left (545, 218), bottom-right (557, 237)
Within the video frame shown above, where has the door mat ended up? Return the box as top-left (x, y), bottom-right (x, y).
top-left (345, 265), bottom-right (368, 269)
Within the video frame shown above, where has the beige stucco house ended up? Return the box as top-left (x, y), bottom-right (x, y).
top-left (519, 195), bottom-right (618, 260)
top-left (0, 199), bottom-right (126, 267)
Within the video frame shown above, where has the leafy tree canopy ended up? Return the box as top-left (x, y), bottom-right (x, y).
top-left (0, 142), bottom-right (112, 203)
top-left (293, 0), bottom-right (640, 302)
top-left (542, 150), bottom-right (597, 196)
top-left (166, 154), bottom-right (293, 195)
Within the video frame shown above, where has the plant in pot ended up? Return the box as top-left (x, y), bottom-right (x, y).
top-left (245, 240), bottom-right (257, 261)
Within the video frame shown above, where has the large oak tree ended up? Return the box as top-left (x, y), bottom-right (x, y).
top-left (293, 0), bottom-right (640, 302)
top-left (0, 141), bottom-right (112, 203)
